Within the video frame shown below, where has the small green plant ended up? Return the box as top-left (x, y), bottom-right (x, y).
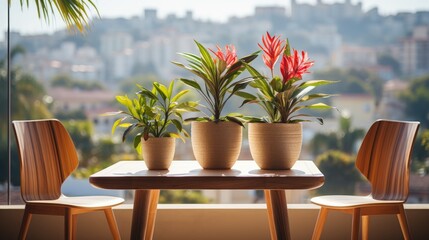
top-left (107, 81), bottom-right (199, 154)
top-left (172, 40), bottom-right (259, 126)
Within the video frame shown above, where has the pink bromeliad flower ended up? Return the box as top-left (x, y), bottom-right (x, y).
top-left (280, 49), bottom-right (314, 83)
top-left (258, 32), bottom-right (285, 75)
top-left (210, 45), bottom-right (238, 68)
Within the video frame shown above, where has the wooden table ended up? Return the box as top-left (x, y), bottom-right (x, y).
top-left (89, 160), bottom-right (324, 240)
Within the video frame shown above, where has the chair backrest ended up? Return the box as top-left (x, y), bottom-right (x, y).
top-left (12, 119), bottom-right (79, 202)
top-left (356, 119), bottom-right (420, 201)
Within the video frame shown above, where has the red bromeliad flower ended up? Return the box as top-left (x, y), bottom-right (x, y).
top-left (280, 49), bottom-right (314, 83)
top-left (210, 45), bottom-right (238, 68)
top-left (258, 32), bottom-right (285, 73)
top-left (237, 32), bottom-right (336, 124)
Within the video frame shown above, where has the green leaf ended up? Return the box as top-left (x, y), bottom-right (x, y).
top-left (285, 38), bottom-right (291, 56)
top-left (194, 40), bottom-right (216, 77)
top-left (234, 91), bottom-right (257, 100)
top-left (123, 123), bottom-right (138, 142)
top-left (171, 119), bottom-right (183, 132)
top-left (153, 82), bottom-right (168, 101)
top-left (134, 134), bottom-right (142, 155)
top-left (167, 80), bottom-right (174, 98)
top-left (300, 93), bottom-right (332, 102)
top-left (184, 117), bottom-right (211, 123)
top-left (183, 129), bottom-right (190, 138)
top-left (305, 103), bottom-right (334, 109)
top-left (290, 114), bottom-right (324, 125)
top-left (175, 101), bottom-right (199, 109)
top-left (143, 125), bottom-right (150, 140)
top-left (101, 111), bottom-right (124, 116)
top-left (175, 105), bottom-right (200, 113)
top-left (316, 118), bottom-right (324, 125)
top-left (242, 116), bottom-right (266, 123)
top-left (225, 116), bottom-right (245, 127)
top-left (138, 89), bottom-right (157, 100)
top-left (116, 95), bottom-right (132, 108)
top-left (144, 105), bottom-right (157, 118)
top-left (270, 77), bottom-right (284, 92)
top-left (171, 89), bottom-right (189, 102)
top-left (293, 86), bottom-right (315, 101)
top-left (168, 132), bottom-right (181, 139)
top-left (119, 123), bottom-right (133, 128)
top-left (111, 117), bottom-right (125, 135)
top-left (229, 78), bottom-right (253, 93)
top-left (177, 52), bottom-right (202, 65)
top-left (235, 51), bottom-right (259, 67)
top-left (239, 99), bottom-right (259, 108)
top-left (125, 99), bottom-right (138, 119)
top-left (179, 78), bottom-right (203, 91)
top-left (300, 80), bottom-right (338, 88)
top-left (249, 77), bottom-right (275, 100)
top-left (226, 112), bottom-right (244, 118)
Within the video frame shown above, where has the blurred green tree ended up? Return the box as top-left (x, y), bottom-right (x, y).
top-left (0, 46), bottom-right (52, 184)
top-left (401, 75), bottom-right (429, 128)
top-left (309, 115), bottom-right (365, 156)
top-left (51, 74), bottom-right (103, 90)
top-left (315, 150), bottom-right (363, 195)
top-left (314, 68), bottom-right (384, 106)
top-left (159, 190), bottom-right (211, 204)
top-left (411, 129), bottom-right (429, 174)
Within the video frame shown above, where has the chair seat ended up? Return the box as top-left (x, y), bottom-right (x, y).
top-left (311, 195), bottom-right (403, 208)
top-left (27, 195), bottom-right (124, 208)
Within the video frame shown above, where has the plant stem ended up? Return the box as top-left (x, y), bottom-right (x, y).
top-left (158, 99), bottom-right (170, 136)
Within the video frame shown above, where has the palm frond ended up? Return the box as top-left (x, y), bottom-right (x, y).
top-left (20, 0), bottom-right (99, 32)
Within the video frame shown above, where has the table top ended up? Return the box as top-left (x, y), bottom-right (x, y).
top-left (89, 160), bottom-right (324, 190)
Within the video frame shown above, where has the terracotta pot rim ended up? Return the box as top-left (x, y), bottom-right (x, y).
top-left (143, 136), bottom-right (176, 138)
top-left (191, 121), bottom-right (242, 126)
top-left (248, 122), bottom-right (302, 125)
top-left (142, 136), bottom-right (176, 141)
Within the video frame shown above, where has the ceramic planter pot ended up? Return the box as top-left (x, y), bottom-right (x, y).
top-left (191, 121), bottom-right (242, 169)
top-left (248, 122), bottom-right (302, 170)
top-left (141, 137), bottom-right (175, 170)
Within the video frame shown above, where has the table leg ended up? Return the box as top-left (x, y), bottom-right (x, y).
top-left (131, 189), bottom-right (160, 240)
top-left (265, 190), bottom-right (291, 240)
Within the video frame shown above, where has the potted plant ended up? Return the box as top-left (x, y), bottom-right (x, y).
top-left (236, 32), bottom-right (336, 170)
top-left (172, 41), bottom-right (259, 169)
top-left (107, 80), bottom-right (199, 170)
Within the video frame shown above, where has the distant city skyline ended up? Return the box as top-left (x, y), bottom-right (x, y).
top-left (1, 0), bottom-right (429, 40)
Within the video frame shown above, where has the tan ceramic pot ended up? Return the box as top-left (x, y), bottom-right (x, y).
top-left (248, 123), bottom-right (302, 170)
top-left (191, 121), bottom-right (242, 169)
top-left (141, 137), bottom-right (175, 170)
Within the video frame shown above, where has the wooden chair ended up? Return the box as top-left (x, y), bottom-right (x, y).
top-left (12, 119), bottom-right (124, 240)
top-left (311, 119), bottom-right (420, 240)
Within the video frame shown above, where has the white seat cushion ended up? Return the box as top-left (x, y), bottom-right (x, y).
top-left (27, 195), bottom-right (124, 208)
top-left (311, 195), bottom-right (403, 208)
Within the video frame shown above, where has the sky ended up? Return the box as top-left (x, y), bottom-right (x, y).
top-left (1, 0), bottom-right (429, 39)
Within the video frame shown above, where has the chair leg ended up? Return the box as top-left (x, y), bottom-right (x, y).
top-left (351, 209), bottom-right (361, 240)
top-left (18, 207), bottom-right (32, 240)
top-left (362, 215), bottom-right (369, 240)
top-left (311, 207), bottom-right (328, 240)
top-left (104, 208), bottom-right (121, 240)
top-left (65, 209), bottom-right (77, 240)
top-left (397, 205), bottom-right (412, 240)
